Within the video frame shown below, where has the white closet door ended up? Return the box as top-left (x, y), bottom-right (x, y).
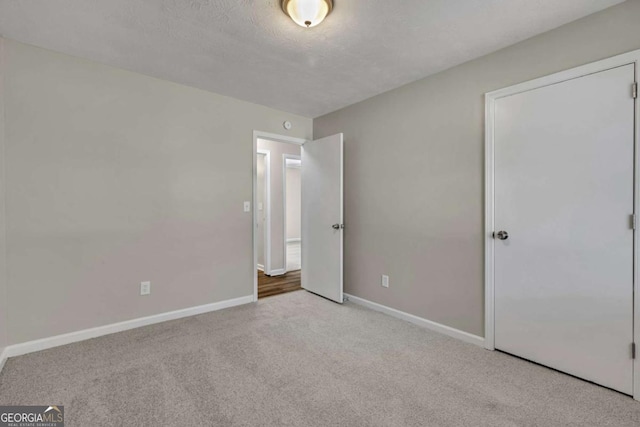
top-left (494, 64), bottom-right (635, 395)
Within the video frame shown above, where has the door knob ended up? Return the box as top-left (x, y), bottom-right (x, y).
top-left (332, 224), bottom-right (341, 230)
top-left (494, 231), bottom-right (509, 240)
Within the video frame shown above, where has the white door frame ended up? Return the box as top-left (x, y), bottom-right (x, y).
top-left (256, 149), bottom-right (271, 274)
top-left (485, 49), bottom-right (640, 400)
top-left (283, 154), bottom-right (302, 273)
top-left (253, 131), bottom-right (307, 302)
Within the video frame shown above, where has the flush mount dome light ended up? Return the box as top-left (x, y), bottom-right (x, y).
top-left (281, 0), bottom-right (333, 28)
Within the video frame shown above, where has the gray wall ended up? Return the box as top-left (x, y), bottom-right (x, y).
top-left (314, 0), bottom-right (640, 337)
top-left (0, 39), bottom-right (7, 354)
top-left (256, 139), bottom-right (301, 273)
top-left (2, 39), bottom-right (312, 344)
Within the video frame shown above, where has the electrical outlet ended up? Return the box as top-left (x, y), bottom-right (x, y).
top-left (243, 201), bottom-right (251, 212)
top-left (381, 275), bottom-right (389, 288)
top-left (140, 281), bottom-right (151, 296)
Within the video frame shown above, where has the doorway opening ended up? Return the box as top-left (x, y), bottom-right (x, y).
top-left (252, 131), bottom-right (344, 304)
top-left (253, 133), bottom-right (305, 300)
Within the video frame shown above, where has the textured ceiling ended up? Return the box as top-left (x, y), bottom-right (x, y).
top-left (0, 0), bottom-right (626, 117)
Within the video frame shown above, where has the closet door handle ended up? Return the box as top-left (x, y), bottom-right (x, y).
top-left (494, 231), bottom-right (509, 240)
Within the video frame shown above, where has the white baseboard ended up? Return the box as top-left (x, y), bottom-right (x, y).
top-left (286, 238), bottom-right (301, 243)
top-left (4, 295), bottom-right (254, 359)
top-left (344, 293), bottom-right (485, 347)
top-left (0, 347), bottom-right (8, 374)
top-left (269, 268), bottom-right (286, 276)
top-left (257, 264), bottom-right (264, 272)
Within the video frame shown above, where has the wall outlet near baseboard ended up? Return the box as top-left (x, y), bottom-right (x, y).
top-left (140, 281), bottom-right (151, 296)
top-left (381, 275), bottom-right (389, 288)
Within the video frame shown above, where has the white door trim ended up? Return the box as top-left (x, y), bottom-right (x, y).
top-left (257, 149), bottom-right (271, 275)
top-left (283, 154), bottom-right (302, 273)
top-left (484, 49), bottom-right (640, 400)
top-left (253, 131), bottom-right (307, 302)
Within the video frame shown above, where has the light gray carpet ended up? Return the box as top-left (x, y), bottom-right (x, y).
top-left (1, 291), bottom-right (639, 426)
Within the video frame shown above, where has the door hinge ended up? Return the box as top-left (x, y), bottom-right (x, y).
top-left (632, 214), bottom-right (637, 230)
top-left (633, 82), bottom-right (638, 99)
top-left (632, 343), bottom-right (636, 360)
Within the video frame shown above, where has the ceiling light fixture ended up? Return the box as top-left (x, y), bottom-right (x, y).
top-left (281, 0), bottom-right (333, 28)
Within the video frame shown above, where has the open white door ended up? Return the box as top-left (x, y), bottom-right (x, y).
top-left (301, 133), bottom-right (344, 303)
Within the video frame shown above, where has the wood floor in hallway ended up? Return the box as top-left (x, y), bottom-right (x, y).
top-left (258, 269), bottom-right (302, 299)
